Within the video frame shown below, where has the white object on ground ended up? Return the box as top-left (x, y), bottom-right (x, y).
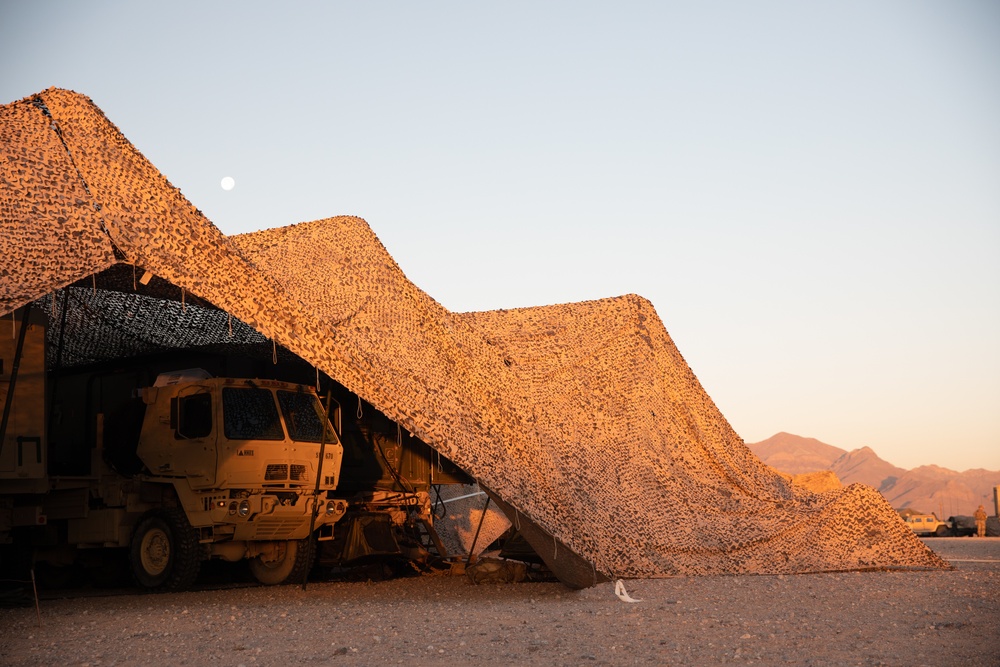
top-left (614, 579), bottom-right (642, 603)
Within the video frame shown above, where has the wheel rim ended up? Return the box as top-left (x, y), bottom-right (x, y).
top-left (257, 542), bottom-right (289, 571)
top-left (139, 527), bottom-right (171, 576)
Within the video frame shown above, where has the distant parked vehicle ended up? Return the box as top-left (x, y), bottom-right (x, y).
top-left (946, 516), bottom-right (978, 537)
top-left (903, 514), bottom-right (950, 537)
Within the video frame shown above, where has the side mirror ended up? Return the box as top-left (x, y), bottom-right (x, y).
top-left (330, 399), bottom-right (342, 438)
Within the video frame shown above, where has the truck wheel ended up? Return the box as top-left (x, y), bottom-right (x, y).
top-left (935, 524), bottom-right (950, 537)
top-left (248, 539), bottom-right (314, 585)
top-left (130, 509), bottom-right (201, 591)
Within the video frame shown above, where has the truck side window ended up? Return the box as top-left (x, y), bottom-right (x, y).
top-left (222, 387), bottom-right (284, 441)
top-left (177, 393), bottom-right (212, 439)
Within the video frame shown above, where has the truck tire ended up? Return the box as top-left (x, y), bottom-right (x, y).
top-left (935, 524), bottom-right (950, 537)
top-left (130, 508), bottom-right (201, 591)
top-left (248, 539), bottom-right (313, 585)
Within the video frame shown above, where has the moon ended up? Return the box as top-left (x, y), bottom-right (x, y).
top-left (220, 176), bottom-right (235, 191)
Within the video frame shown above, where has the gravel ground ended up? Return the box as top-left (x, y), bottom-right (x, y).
top-left (1, 538), bottom-right (997, 666)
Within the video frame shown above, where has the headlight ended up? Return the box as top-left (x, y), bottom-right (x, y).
top-left (228, 501), bottom-right (238, 516)
top-left (238, 499), bottom-right (251, 517)
top-left (325, 500), bottom-right (346, 516)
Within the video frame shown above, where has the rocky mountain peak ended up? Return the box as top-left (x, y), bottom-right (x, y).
top-left (748, 433), bottom-right (999, 517)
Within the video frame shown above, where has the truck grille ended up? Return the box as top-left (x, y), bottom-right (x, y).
top-left (264, 463), bottom-right (309, 483)
top-left (265, 464), bottom-right (288, 480)
top-left (253, 516), bottom-right (308, 540)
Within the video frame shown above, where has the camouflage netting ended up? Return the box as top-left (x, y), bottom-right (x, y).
top-left (433, 484), bottom-right (511, 559)
top-left (1, 88), bottom-right (948, 586)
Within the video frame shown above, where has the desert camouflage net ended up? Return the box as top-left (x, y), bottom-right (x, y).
top-left (1, 88), bottom-right (948, 585)
top-left (434, 484), bottom-right (512, 560)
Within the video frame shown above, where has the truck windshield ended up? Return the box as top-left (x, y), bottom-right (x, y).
top-left (277, 390), bottom-right (335, 443)
top-left (222, 387), bottom-right (285, 441)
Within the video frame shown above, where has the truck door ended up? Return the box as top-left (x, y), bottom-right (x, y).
top-left (145, 388), bottom-right (218, 487)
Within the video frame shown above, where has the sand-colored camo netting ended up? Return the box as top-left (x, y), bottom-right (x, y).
top-left (1, 88), bottom-right (948, 586)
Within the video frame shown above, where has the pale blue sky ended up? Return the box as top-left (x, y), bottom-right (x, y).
top-left (2, 1), bottom-right (998, 470)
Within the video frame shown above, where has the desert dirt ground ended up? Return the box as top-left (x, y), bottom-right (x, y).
top-left (1, 538), bottom-right (998, 667)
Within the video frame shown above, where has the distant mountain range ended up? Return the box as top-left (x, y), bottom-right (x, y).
top-left (748, 432), bottom-right (999, 518)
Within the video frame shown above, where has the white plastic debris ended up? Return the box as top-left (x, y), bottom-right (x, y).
top-left (614, 579), bottom-right (642, 603)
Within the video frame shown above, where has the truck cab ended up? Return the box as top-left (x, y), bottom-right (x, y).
top-left (130, 371), bottom-right (347, 585)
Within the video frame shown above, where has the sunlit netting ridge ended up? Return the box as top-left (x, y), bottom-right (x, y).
top-left (232, 220), bottom-right (950, 581)
top-left (1, 87), bottom-right (949, 586)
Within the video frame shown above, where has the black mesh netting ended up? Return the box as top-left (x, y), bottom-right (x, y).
top-left (35, 283), bottom-right (266, 368)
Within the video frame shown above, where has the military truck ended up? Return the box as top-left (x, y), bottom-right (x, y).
top-left (1, 306), bottom-right (346, 590)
